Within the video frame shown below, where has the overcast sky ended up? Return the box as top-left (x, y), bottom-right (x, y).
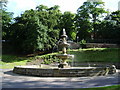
top-left (6, 0), bottom-right (120, 17)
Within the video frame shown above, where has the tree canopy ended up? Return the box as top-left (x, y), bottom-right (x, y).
top-left (76, 1), bottom-right (107, 41)
top-left (2, 2), bottom-right (120, 54)
top-left (4, 5), bottom-right (62, 53)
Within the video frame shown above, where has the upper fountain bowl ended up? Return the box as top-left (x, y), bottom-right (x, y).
top-left (61, 35), bottom-right (67, 38)
top-left (59, 42), bottom-right (70, 47)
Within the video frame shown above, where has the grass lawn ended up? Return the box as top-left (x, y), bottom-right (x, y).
top-left (77, 85), bottom-right (120, 90)
top-left (69, 48), bottom-right (119, 63)
top-left (0, 54), bottom-right (29, 69)
top-left (1, 48), bottom-right (119, 69)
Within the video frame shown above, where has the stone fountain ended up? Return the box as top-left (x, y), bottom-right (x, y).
top-left (56, 29), bottom-right (74, 68)
top-left (13, 29), bottom-right (117, 77)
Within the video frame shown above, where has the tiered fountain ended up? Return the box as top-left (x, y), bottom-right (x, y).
top-left (56, 29), bottom-right (74, 68)
top-left (13, 29), bottom-right (116, 77)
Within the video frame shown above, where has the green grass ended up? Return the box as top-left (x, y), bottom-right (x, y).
top-left (35, 52), bottom-right (60, 64)
top-left (1, 48), bottom-right (119, 69)
top-left (35, 48), bottom-right (120, 64)
top-left (77, 85), bottom-right (120, 90)
top-left (0, 54), bottom-right (30, 69)
top-left (68, 48), bottom-right (119, 63)
top-left (0, 60), bottom-right (28, 69)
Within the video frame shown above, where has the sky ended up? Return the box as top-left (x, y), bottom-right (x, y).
top-left (6, 0), bottom-right (120, 17)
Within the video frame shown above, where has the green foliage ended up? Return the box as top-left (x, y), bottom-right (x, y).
top-left (1, 48), bottom-right (119, 69)
top-left (1, 54), bottom-right (28, 69)
top-left (60, 11), bottom-right (76, 40)
top-left (95, 10), bottom-right (120, 43)
top-left (35, 52), bottom-right (60, 64)
top-left (2, 3), bottom-right (120, 54)
top-left (76, 85), bottom-right (120, 90)
top-left (36, 5), bottom-right (62, 29)
top-left (2, 54), bottom-right (29, 63)
top-left (22, 16), bottom-right (50, 52)
top-left (76, 1), bottom-right (107, 41)
top-left (69, 48), bottom-right (120, 63)
top-left (110, 10), bottom-right (120, 25)
top-left (96, 20), bottom-right (119, 39)
top-left (0, 60), bottom-right (28, 69)
top-left (1, 9), bottom-right (13, 40)
top-left (79, 39), bottom-right (87, 49)
top-left (8, 5), bottom-right (62, 53)
top-left (0, 0), bottom-right (8, 8)
top-left (71, 32), bottom-right (76, 41)
top-left (1, 0), bottom-right (13, 40)
top-left (33, 48), bottom-right (120, 65)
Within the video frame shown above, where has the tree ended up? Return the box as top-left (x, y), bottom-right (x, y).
top-left (110, 10), bottom-right (120, 25)
top-left (96, 10), bottom-right (120, 43)
top-left (9, 5), bottom-right (62, 53)
top-left (35, 5), bottom-right (62, 51)
top-left (2, 9), bottom-right (13, 40)
top-left (10, 9), bottom-right (47, 53)
top-left (60, 11), bottom-right (76, 40)
top-left (1, 0), bottom-right (13, 40)
top-left (0, 0), bottom-right (8, 8)
top-left (76, 1), bottom-right (107, 41)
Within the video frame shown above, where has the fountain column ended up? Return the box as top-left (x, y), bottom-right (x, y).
top-left (56, 29), bottom-right (73, 68)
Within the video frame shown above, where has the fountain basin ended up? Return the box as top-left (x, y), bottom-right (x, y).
top-left (13, 65), bottom-right (116, 77)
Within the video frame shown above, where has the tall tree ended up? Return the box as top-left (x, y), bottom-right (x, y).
top-left (96, 10), bottom-right (120, 43)
top-left (36, 5), bottom-right (62, 50)
top-left (1, 0), bottom-right (13, 40)
top-left (0, 0), bottom-right (8, 8)
top-left (2, 9), bottom-right (13, 40)
top-left (76, 1), bottom-right (107, 41)
top-left (9, 5), bottom-right (62, 53)
top-left (60, 11), bottom-right (76, 40)
top-left (110, 10), bottom-right (120, 25)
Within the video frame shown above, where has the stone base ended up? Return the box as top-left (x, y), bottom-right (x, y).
top-left (13, 65), bottom-right (116, 77)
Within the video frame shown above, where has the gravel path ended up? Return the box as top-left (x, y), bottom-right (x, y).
top-left (1, 69), bottom-right (120, 89)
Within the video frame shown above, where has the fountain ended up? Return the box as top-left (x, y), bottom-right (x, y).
top-left (13, 29), bottom-right (117, 77)
top-left (56, 29), bottom-right (74, 68)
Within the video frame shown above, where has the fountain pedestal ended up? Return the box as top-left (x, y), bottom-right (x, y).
top-left (56, 29), bottom-right (74, 68)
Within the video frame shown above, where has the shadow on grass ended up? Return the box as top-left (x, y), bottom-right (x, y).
top-left (2, 54), bottom-right (31, 63)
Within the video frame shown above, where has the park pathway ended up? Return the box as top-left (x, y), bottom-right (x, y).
top-left (0, 69), bottom-right (120, 89)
